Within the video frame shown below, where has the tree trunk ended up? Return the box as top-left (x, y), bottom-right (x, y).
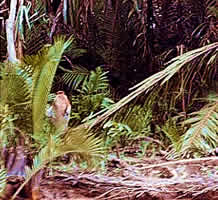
top-left (6, 0), bottom-right (19, 63)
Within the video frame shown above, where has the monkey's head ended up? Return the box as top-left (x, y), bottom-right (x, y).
top-left (56, 91), bottom-right (65, 95)
top-left (54, 91), bottom-right (68, 106)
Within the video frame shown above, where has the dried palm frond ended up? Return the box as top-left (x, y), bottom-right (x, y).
top-left (87, 42), bottom-right (218, 127)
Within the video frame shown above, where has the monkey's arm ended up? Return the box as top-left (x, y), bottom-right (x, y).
top-left (46, 106), bottom-right (55, 118)
top-left (64, 105), bottom-right (71, 122)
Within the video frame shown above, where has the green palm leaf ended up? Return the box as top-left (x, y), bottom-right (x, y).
top-left (32, 36), bottom-right (72, 135)
top-left (61, 125), bottom-right (103, 165)
top-left (0, 62), bottom-right (32, 133)
top-left (181, 96), bottom-right (218, 155)
top-left (0, 62), bottom-right (31, 106)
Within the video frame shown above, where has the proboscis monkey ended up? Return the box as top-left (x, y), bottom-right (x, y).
top-left (47, 91), bottom-right (71, 129)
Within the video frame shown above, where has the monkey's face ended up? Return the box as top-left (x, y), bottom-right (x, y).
top-left (52, 92), bottom-right (71, 118)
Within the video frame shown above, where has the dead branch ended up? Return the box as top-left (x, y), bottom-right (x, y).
top-left (140, 156), bottom-right (218, 169)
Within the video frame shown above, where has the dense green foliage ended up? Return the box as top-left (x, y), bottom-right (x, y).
top-left (0, 37), bottom-right (104, 199)
top-left (0, 0), bottom-right (217, 198)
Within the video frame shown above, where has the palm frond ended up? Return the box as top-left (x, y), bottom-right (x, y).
top-left (31, 36), bottom-right (72, 135)
top-left (87, 42), bottom-right (218, 127)
top-left (0, 62), bottom-right (32, 133)
top-left (180, 95), bottom-right (218, 156)
top-left (24, 23), bottom-right (49, 55)
top-left (0, 104), bottom-right (17, 149)
top-left (11, 124), bottom-right (103, 200)
top-left (0, 62), bottom-right (31, 106)
top-left (191, 0), bottom-right (217, 45)
top-left (112, 97), bottom-right (153, 133)
top-left (62, 125), bottom-right (103, 165)
top-left (60, 65), bottom-right (90, 89)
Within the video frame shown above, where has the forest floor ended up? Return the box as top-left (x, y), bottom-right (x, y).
top-left (38, 153), bottom-right (218, 200)
top-left (3, 144), bottom-right (218, 200)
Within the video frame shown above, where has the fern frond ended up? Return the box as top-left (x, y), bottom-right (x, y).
top-left (162, 119), bottom-right (182, 152)
top-left (181, 96), bottom-right (218, 156)
top-left (68, 66), bottom-right (111, 124)
top-left (82, 67), bottom-right (109, 94)
top-left (61, 65), bottom-right (90, 89)
top-left (32, 36), bottom-right (72, 135)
